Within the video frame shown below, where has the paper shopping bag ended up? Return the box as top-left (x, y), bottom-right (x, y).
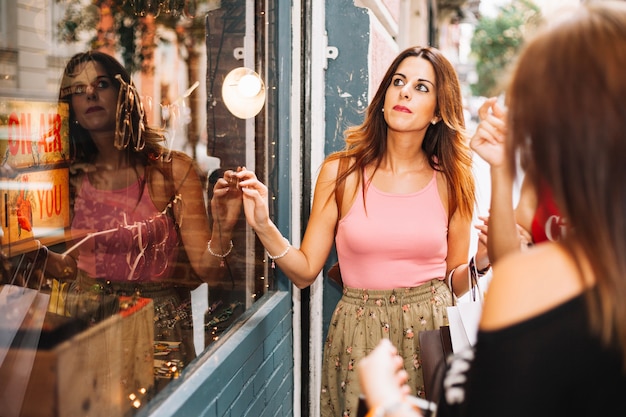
top-left (0, 290), bottom-right (50, 417)
top-left (0, 251), bottom-right (44, 367)
top-left (0, 285), bottom-right (38, 367)
top-left (457, 300), bottom-right (483, 346)
top-left (447, 261), bottom-right (484, 352)
top-left (447, 300), bottom-right (483, 352)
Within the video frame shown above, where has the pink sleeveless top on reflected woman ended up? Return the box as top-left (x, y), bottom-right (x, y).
top-left (71, 175), bottom-right (179, 282)
top-left (335, 170), bottom-right (448, 290)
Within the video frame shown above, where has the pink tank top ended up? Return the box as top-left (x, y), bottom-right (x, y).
top-left (71, 174), bottom-right (179, 282)
top-left (335, 170), bottom-right (448, 289)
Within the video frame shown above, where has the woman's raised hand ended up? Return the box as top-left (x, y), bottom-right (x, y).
top-left (211, 168), bottom-right (244, 231)
top-left (236, 168), bottom-right (271, 232)
top-left (470, 97), bottom-right (508, 167)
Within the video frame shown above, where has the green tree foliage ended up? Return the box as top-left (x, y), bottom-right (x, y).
top-left (55, 0), bottom-right (214, 147)
top-left (470, 0), bottom-right (541, 97)
top-left (55, 0), bottom-right (205, 73)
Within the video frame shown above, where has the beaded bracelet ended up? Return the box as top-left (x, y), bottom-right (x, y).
top-left (267, 237), bottom-right (290, 269)
top-left (469, 255), bottom-right (491, 277)
top-left (207, 239), bottom-right (233, 267)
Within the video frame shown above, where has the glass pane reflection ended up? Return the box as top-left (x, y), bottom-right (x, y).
top-left (0, 0), bottom-right (272, 414)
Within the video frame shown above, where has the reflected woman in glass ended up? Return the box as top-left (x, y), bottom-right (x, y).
top-left (46, 51), bottom-right (241, 364)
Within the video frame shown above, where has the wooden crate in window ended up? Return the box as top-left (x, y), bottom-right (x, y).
top-left (0, 297), bottom-right (154, 417)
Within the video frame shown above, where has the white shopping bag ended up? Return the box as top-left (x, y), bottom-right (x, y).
top-left (447, 300), bottom-right (482, 352)
top-left (0, 285), bottom-right (38, 367)
top-left (446, 262), bottom-right (486, 352)
top-left (0, 291), bottom-right (50, 417)
top-left (0, 252), bottom-right (42, 367)
top-left (0, 246), bottom-right (50, 417)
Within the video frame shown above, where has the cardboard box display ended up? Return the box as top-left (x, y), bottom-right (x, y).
top-left (0, 297), bottom-right (154, 417)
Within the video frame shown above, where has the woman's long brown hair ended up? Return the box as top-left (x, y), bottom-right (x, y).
top-left (327, 46), bottom-right (475, 221)
top-left (507, 1), bottom-right (626, 370)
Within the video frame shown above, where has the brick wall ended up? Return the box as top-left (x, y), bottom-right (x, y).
top-left (139, 291), bottom-right (294, 417)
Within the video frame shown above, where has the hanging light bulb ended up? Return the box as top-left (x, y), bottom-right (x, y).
top-left (222, 67), bottom-right (266, 119)
top-left (238, 73), bottom-right (262, 98)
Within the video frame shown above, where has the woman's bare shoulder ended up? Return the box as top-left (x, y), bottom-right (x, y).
top-left (167, 150), bottom-right (194, 168)
top-left (165, 151), bottom-right (199, 181)
top-left (320, 157), bottom-right (340, 176)
top-left (320, 154), bottom-right (355, 177)
top-left (147, 151), bottom-right (200, 207)
top-left (480, 242), bottom-right (587, 331)
top-left (317, 155), bottom-right (358, 186)
top-left (313, 156), bottom-right (360, 216)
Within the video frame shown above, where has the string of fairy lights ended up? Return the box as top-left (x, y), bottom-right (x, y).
top-left (126, 0), bottom-right (198, 18)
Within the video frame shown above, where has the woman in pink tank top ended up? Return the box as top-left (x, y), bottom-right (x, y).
top-left (236, 46), bottom-right (490, 416)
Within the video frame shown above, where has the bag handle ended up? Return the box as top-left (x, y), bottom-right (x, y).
top-left (468, 256), bottom-right (483, 303)
top-left (448, 257), bottom-right (483, 305)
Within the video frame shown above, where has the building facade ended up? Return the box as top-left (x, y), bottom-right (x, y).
top-left (0, 1), bottom-right (477, 416)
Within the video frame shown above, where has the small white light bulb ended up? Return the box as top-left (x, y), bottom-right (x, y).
top-left (238, 73), bottom-right (262, 98)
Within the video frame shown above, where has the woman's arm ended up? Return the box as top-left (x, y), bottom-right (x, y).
top-left (238, 158), bottom-right (340, 288)
top-left (485, 168), bottom-right (537, 264)
top-left (485, 165), bottom-right (519, 263)
top-left (512, 176), bottom-right (536, 245)
top-left (470, 97), bottom-right (535, 263)
top-left (169, 154), bottom-right (240, 281)
top-left (45, 250), bottom-right (78, 280)
top-left (208, 168), bottom-right (244, 264)
top-left (446, 207), bottom-right (475, 298)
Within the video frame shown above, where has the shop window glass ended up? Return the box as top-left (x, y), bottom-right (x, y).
top-left (0, 0), bottom-right (276, 414)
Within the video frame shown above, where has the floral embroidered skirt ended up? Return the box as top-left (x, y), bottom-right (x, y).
top-left (321, 279), bottom-right (452, 417)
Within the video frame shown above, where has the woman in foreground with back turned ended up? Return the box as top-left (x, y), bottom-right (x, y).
top-left (357, 2), bottom-right (626, 416)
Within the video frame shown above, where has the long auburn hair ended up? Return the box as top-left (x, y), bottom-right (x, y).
top-left (59, 51), bottom-right (178, 212)
top-left (59, 50), bottom-right (166, 165)
top-left (507, 1), bottom-right (626, 369)
top-left (328, 46), bottom-right (475, 220)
